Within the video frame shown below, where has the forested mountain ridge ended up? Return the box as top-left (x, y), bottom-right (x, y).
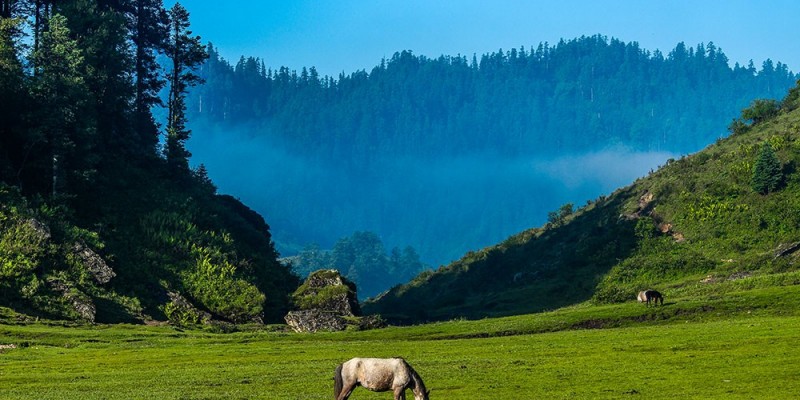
top-left (364, 82), bottom-right (800, 323)
top-left (0, 1), bottom-right (298, 324)
top-left (188, 35), bottom-right (796, 160)
top-left (184, 35), bottom-right (797, 266)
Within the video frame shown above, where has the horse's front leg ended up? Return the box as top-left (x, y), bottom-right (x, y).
top-left (393, 386), bottom-right (406, 400)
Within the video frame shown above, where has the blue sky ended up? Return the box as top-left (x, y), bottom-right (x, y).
top-left (170, 0), bottom-right (800, 77)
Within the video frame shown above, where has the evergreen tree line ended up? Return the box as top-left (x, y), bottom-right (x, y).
top-left (0, 1), bottom-right (297, 323)
top-left (187, 35), bottom-right (798, 164)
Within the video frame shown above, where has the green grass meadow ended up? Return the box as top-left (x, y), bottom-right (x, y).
top-left (2, 285), bottom-right (800, 399)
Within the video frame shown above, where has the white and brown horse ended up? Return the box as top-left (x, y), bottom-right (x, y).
top-left (334, 357), bottom-right (429, 400)
top-left (637, 289), bottom-right (664, 306)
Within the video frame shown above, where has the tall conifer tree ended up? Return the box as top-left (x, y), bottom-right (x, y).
top-left (130, 0), bottom-right (168, 153)
top-left (164, 2), bottom-right (207, 172)
top-left (31, 13), bottom-right (90, 196)
top-left (0, 8), bottom-right (27, 185)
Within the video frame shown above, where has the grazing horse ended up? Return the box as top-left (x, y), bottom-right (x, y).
top-left (334, 357), bottom-right (430, 400)
top-left (637, 290), bottom-right (664, 306)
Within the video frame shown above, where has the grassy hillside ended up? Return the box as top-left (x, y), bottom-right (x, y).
top-left (0, 176), bottom-right (299, 325)
top-left (2, 284), bottom-right (800, 399)
top-left (364, 82), bottom-right (800, 324)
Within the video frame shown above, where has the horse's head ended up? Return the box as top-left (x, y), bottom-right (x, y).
top-left (415, 389), bottom-right (430, 400)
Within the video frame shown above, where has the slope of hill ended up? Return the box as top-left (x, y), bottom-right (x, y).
top-left (364, 82), bottom-right (800, 323)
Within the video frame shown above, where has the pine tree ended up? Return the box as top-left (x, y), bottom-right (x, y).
top-left (0, 13), bottom-right (27, 185)
top-left (130, 0), bottom-right (169, 153)
top-left (751, 142), bottom-right (782, 195)
top-left (31, 13), bottom-right (91, 197)
top-left (164, 2), bottom-right (207, 172)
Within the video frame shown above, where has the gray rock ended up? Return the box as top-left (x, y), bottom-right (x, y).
top-left (284, 310), bottom-right (347, 333)
top-left (165, 291), bottom-right (212, 325)
top-left (285, 269), bottom-right (369, 332)
top-left (292, 269), bottom-right (360, 316)
top-left (26, 218), bottom-right (51, 241)
top-left (46, 278), bottom-right (96, 323)
top-left (72, 242), bottom-right (115, 284)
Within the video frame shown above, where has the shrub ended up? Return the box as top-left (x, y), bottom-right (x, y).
top-left (0, 217), bottom-right (50, 279)
top-left (741, 99), bottom-right (780, 125)
top-left (781, 79), bottom-right (800, 112)
top-left (184, 256), bottom-right (265, 323)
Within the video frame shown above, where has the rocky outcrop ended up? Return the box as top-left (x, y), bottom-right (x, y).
top-left (622, 191), bottom-right (656, 220)
top-left (295, 269), bottom-right (361, 315)
top-left (46, 277), bottom-right (96, 323)
top-left (774, 241), bottom-right (800, 259)
top-left (164, 291), bottom-right (212, 326)
top-left (26, 218), bottom-right (51, 241)
top-left (285, 269), bottom-right (384, 332)
top-left (72, 242), bottom-right (115, 284)
top-left (620, 192), bottom-right (687, 242)
top-left (285, 309), bottom-right (347, 332)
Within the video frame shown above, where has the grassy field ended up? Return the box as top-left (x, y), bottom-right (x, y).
top-left (2, 284), bottom-right (800, 399)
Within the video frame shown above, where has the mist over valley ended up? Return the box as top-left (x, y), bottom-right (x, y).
top-left (185, 36), bottom-right (797, 272)
top-left (187, 126), bottom-right (676, 266)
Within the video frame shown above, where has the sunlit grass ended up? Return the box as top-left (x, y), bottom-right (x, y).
top-left (2, 284), bottom-right (800, 399)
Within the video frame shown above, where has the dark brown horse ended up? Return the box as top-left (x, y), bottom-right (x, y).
top-left (334, 357), bottom-right (429, 400)
top-left (637, 289), bottom-right (664, 306)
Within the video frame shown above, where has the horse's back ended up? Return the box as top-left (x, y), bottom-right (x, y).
top-left (343, 357), bottom-right (409, 392)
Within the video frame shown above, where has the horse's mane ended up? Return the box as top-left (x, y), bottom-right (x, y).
top-left (401, 359), bottom-right (427, 393)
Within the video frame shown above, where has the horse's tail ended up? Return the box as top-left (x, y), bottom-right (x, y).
top-left (333, 363), bottom-right (343, 400)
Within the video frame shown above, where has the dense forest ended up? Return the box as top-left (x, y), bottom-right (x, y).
top-left (189, 36), bottom-right (796, 157)
top-left (184, 36), bottom-right (798, 264)
top-left (0, 1), bottom-right (298, 324)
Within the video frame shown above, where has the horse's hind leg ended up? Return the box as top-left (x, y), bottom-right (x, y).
top-left (337, 383), bottom-right (357, 400)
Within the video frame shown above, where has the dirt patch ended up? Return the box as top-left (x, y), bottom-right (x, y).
top-left (571, 319), bottom-right (608, 330)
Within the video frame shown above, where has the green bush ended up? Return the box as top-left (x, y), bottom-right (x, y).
top-left (741, 99), bottom-right (780, 125)
top-left (0, 217), bottom-right (50, 279)
top-left (189, 275), bottom-right (264, 323)
top-left (162, 300), bottom-right (203, 327)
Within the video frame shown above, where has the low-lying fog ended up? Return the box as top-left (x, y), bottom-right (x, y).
top-left (188, 126), bottom-right (677, 266)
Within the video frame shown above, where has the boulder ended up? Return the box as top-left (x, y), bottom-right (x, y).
top-left (165, 291), bottom-right (212, 325)
top-left (284, 309), bottom-right (347, 332)
top-left (774, 241), bottom-right (800, 259)
top-left (26, 218), bottom-right (51, 241)
top-left (291, 269), bottom-right (360, 316)
top-left (46, 277), bottom-right (96, 323)
top-left (285, 269), bottom-right (383, 332)
top-left (72, 241), bottom-right (115, 284)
